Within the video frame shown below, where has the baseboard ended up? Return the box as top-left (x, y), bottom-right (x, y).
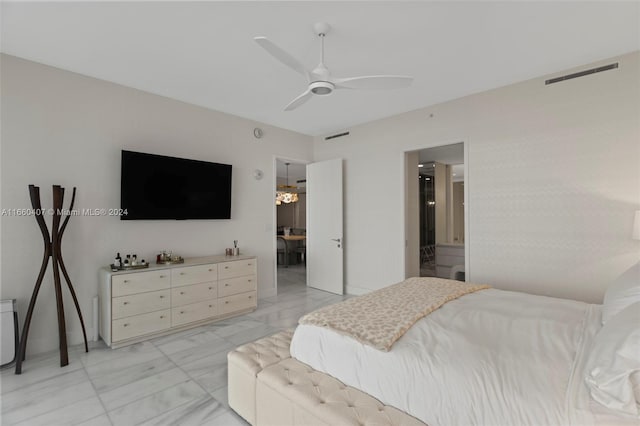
top-left (345, 285), bottom-right (370, 296)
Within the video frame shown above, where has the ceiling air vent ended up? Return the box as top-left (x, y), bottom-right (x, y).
top-left (324, 131), bottom-right (350, 141)
top-left (545, 63), bottom-right (618, 85)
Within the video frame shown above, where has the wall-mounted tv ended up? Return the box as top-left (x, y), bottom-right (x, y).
top-left (120, 150), bottom-right (232, 220)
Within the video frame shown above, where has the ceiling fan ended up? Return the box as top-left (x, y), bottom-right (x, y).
top-left (254, 22), bottom-right (414, 111)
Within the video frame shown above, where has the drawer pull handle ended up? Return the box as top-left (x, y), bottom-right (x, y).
top-left (225, 301), bottom-right (229, 304)
top-left (123, 302), bottom-right (129, 305)
top-left (209, 268), bottom-right (214, 272)
top-left (209, 304), bottom-right (213, 308)
top-left (180, 272), bottom-right (186, 275)
top-left (123, 323), bottom-right (129, 327)
top-left (224, 266), bottom-right (229, 269)
top-left (180, 311), bottom-right (184, 314)
top-left (180, 291), bottom-right (185, 295)
top-left (248, 279), bottom-right (252, 282)
top-left (160, 275), bottom-right (166, 278)
top-left (160, 295), bottom-right (165, 299)
top-left (225, 284), bottom-right (229, 287)
top-left (248, 296), bottom-right (252, 299)
top-left (247, 263), bottom-right (252, 266)
top-left (123, 280), bottom-right (129, 283)
top-left (208, 287), bottom-right (213, 290)
top-left (160, 315), bottom-right (165, 319)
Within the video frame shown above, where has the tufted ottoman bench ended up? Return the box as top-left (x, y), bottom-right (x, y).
top-left (228, 330), bottom-right (426, 426)
top-left (228, 329), bottom-right (294, 425)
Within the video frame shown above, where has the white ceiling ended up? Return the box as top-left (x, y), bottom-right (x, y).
top-left (276, 160), bottom-right (306, 182)
top-left (2, 2), bottom-right (638, 136)
top-left (418, 143), bottom-right (464, 166)
top-left (418, 142), bottom-right (465, 181)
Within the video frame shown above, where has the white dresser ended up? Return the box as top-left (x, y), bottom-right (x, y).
top-left (99, 255), bottom-right (257, 348)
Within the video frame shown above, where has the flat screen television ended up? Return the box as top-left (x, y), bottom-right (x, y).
top-left (120, 150), bottom-right (232, 220)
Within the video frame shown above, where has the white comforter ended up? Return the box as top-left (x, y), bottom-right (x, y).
top-left (291, 288), bottom-right (603, 426)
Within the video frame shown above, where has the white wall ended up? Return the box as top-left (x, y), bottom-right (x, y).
top-left (0, 55), bottom-right (313, 356)
top-left (314, 51), bottom-right (640, 302)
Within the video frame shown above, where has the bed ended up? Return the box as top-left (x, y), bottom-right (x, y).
top-left (229, 269), bottom-right (640, 426)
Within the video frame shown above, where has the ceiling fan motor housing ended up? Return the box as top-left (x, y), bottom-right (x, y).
top-left (310, 81), bottom-right (334, 95)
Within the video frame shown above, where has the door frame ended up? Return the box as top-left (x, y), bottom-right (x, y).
top-left (273, 155), bottom-right (309, 295)
top-left (402, 139), bottom-right (470, 280)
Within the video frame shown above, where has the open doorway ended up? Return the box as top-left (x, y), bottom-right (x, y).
top-left (405, 142), bottom-right (466, 280)
top-left (274, 159), bottom-right (307, 292)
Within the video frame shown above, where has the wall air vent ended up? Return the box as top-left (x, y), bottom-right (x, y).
top-left (545, 63), bottom-right (618, 85)
top-left (324, 131), bottom-right (350, 141)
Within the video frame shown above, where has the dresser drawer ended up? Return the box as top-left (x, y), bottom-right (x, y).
top-left (171, 300), bottom-right (218, 327)
top-left (112, 309), bottom-right (170, 342)
top-left (171, 282), bottom-right (217, 307)
top-left (218, 259), bottom-right (257, 280)
top-left (218, 275), bottom-right (257, 297)
top-left (112, 289), bottom-right (170, 320)
top-left (171, 264), bottom-right (218, 287)
top-left (219, 291), bottom-right (256, 315)
top-left (112, 270), bottom-right (170, 297)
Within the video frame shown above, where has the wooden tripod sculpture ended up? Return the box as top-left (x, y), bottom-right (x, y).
top-left (15, 185), bottom-right (89, 374)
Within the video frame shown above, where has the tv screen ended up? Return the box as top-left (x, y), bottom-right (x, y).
top-left (120, 150), bottom-right (232, 220)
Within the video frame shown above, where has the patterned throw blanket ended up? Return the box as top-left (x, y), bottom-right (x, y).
top-left (299, 277), bottom-right (490, 351)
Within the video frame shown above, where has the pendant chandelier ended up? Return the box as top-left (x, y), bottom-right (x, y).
top-left (276, 163), bottom-right (299, 205)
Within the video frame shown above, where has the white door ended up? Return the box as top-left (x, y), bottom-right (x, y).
top-left (306, 158), bottom-right (343, 295)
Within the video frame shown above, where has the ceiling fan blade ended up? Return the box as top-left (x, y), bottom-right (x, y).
top-left (254, 37), bottom-right (310, 80)
top-left (284, 90), bottom-right (313, 111)
top-left (333, 75), bottom-right (413, 90)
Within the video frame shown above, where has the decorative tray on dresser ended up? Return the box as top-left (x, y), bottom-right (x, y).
top-left (98, 255), bottom-right (257, 348)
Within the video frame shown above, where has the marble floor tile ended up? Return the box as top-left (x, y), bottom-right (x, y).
top-left (137, 395), bottom-right (225, 426)
top-left (148, 325), bottom-right (212, 348)
top-left (1, 354), bottom-right (84, 394)
top-left (106, 380), bottom-right (207, 426)
top-left (209, 408), bottom-right (250, 426)
top-left (192, 366), bottom-right (227, 393)
top-left (212, 319), bottom-right (266, 339)
top-left (179, 346), bottom-right (228, 379)
top-left (0, 265), bottom-right (349, 426)
top-left (14, 396), bottom-right (105, 426)
top-left (165, 339), bottom-right (235, 367)
top-left (81, 341), bottom-right (162, 369)
top-left (209, 386), bottom-right (229, 408)
top-left (263, 316), bottom-right (300, 329)
top-left (2, 369), bottom-right (96, 425)
top-left (154, 329), bottom-right (228, 356)
top-left (222, 324), bottom-right (281, 346)
top-left (77, 414), bottom-right (113, 426)
top-left (98, 368), bottom-right (189, 411)
top-left (89, 356), bottom-right (176, 394)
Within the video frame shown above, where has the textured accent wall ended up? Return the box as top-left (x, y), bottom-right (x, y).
top-left (314, 51), bottom-right (640, 302)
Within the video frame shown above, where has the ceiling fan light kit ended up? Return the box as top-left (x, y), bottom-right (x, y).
top-left (310, 81), bottom-right (334, 95)
top-left (255, 22), bottom-right (414, 111)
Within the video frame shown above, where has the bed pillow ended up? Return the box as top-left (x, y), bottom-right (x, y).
top-left (602, 262), bottom-right (640, 325)
top-left (585, 301), bottom-right (640, 418)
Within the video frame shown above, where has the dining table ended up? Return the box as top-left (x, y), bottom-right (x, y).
top-left (278, 235), bottom-right (306, 267)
